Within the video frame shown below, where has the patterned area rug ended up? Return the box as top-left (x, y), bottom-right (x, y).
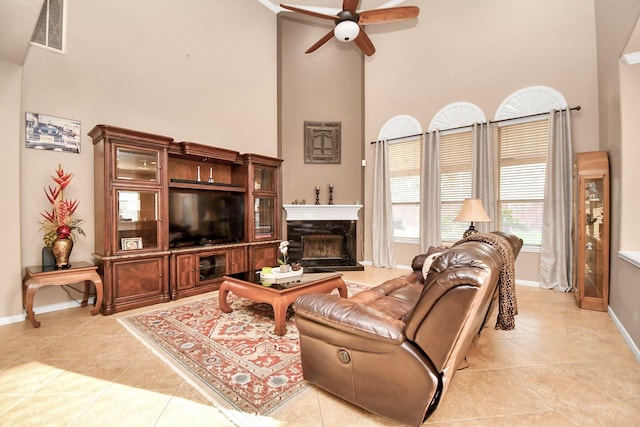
top-left (118, 281), bottom-right (369, 426)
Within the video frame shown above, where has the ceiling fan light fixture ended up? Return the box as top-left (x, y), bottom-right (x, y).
top-left (334, 20), bottom-right (360, 42)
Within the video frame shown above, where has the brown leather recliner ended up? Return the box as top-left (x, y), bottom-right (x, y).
top-left (292, 232), bottom-right (523, 426)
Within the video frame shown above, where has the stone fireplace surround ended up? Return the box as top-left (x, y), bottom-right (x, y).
top-left (283, 205), bottom-right (364, 272)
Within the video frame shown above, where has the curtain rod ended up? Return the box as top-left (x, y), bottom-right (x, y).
top-left (369, 105), bottom-right (581, 144)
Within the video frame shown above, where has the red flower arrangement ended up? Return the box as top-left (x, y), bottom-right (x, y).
top-left (40, 164), bottom-right (85, 247)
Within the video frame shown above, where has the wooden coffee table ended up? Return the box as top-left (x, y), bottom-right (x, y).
top-left (219, 271), bottom-right (347, 336)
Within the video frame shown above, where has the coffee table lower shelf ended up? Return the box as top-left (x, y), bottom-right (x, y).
top-left (218, 272), bottom-right (347, 336)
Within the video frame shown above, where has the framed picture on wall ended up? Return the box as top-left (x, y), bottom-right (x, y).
top-left (304, 121), bottom-right (341, 164)
top-left (121, 237), bottom-right (143, 250)
top-left (25, 112), bottom-right (81, 154)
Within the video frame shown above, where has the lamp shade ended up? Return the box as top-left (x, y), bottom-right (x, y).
top-left (454, 199), bottom-right (491, 223)
top-left (334, 20), bottom-right (360, 42)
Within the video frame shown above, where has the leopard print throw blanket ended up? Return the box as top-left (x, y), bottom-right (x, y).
top-left (454, 232), bottom-right (517, 330)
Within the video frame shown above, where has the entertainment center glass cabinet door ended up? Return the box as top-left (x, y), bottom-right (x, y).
top-left (116, 189), bottom-right (161, 252)
top-left (115, 146), bottom-right (159, 182)
top-left (254, 197), bottom-right (275, 239)
top-left (246, 156), bottom-right (282, 242)
top-left (574, 151), bottom-right (610, 312)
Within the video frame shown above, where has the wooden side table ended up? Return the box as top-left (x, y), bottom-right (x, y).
top-left (22, 261), bottom-right (104, 328)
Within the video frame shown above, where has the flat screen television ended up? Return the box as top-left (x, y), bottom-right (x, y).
top-left (168, 189), bottom-right (245, 247)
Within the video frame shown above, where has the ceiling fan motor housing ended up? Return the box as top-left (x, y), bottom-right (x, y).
top-left (334, 11), bottom-right (360, 42)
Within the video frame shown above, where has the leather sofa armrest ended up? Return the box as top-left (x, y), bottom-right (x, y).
top-left (411, 253), bottom-right (430, 271)
top-left (293, 293), bottom-right (405, 345)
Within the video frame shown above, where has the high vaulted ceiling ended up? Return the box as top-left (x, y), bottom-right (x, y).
top-left (0, 1), bottom-right (409, 65)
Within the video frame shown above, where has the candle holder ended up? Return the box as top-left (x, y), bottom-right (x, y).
top-left (208, 166), bottom-right (214, 183)
top-left (329, 186), bottom-right (334, 205)
top-left (315, 188), bottom-right (320, 205)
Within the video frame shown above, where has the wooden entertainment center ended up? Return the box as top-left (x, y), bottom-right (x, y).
top-left (89, 125), bottom-right (282, 314)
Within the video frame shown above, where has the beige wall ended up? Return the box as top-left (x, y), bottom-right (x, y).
top-left (620, 62), bottom-right (640, 250)
top-left (278, 15), bottom-right (364, 247)
top-left (595, 0), bottom-right (640, 350)
top-left (11, 0), bottom-right (278, 317)
top-left (361, 0), bottom-right (600, 278)
top-left (0, 61), bottom-right (23, 321)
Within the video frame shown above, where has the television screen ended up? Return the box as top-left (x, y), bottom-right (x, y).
top-left (168, 189), bottom-right (245, 247)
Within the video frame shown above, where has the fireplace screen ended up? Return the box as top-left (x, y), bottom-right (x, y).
top-left (302, 234), bottom-right (343, 260)
top-left (287, 219), bottom-right (362, 272)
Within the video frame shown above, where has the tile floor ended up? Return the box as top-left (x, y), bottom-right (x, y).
top-left (1, 266), bottom-right (639, 426)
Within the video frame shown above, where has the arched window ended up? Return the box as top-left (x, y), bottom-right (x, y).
top-left (495, 86), bottom-right (567, 247)
top-left (378, 115), bottom-right (422, 241)
top-left (429, 102), bottom-right (486, 243)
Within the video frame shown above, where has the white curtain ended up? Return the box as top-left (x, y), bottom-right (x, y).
top-left (471, 122), bottom-right (496, 233)
top-left (372, 140), bottom-right (396, 267)
top-left (540, 109), bottom-right (574, 291)
top-left (420, 131), bottom-right (441, 252)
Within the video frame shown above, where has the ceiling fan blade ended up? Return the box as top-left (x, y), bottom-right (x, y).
top-left (343, 0), bottom-right (360, 14)
top-left (280, 3), bottom-right (339, 20)
top-left (305, 29), bottom-right (335, 54)
top-left (354, 29), bottom-right (375, 56)
top-left (359, 6), bottom-right (419, 25)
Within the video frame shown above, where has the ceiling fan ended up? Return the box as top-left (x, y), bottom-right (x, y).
top-left (280, 1), bottom-right (419, 56)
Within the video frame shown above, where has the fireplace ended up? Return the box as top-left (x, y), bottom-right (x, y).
top-left (284, 205), bottom-right (364, 272)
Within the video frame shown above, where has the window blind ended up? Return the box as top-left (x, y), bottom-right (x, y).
top-left (498, 119), bottom-right (549, 245)
top-left (389, 138), bottom-right (421, 239)
top-left (499, 120), bottom-right (549, 201)
top-left (441, 130), bottom-right (473, 242)
top-left (389, 139), bottom-right (421, 203)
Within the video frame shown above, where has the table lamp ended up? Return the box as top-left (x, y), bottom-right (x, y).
top-left (454, 198), bottom-right (491, 238)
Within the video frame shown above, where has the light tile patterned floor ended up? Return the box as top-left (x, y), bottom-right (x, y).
top-left (1, 266), bottom-right (639, 426)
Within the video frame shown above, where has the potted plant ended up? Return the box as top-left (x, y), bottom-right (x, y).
top-left (40, 164), bottom-right (85, 269)
top-left (278, 241), bottom-right (290, 273)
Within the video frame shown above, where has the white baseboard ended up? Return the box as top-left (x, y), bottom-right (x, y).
top-left (515, 279), bottom-right (539, 287)
top-left (360, 260), bottom-right (411, 270)
top-left (0, 313), bottom-right (26, 326)
top-left (0, 299), bottom-right (84, 326)
top-left (608, 306), bottom-right (640, 364)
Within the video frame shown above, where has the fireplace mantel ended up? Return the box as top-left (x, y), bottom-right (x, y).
top-left (283, 204), bottom-right (363, 221)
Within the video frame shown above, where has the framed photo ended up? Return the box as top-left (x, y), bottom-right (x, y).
top-left (25, 112), bottom-right (81, 154)
top-left (304, 121), bottom-right (341, 164)
top-left (121, 237), bottom-right (143, 250)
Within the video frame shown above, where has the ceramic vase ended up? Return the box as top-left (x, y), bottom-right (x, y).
top-left (279, 264), bottom-right (291, 273)
top-left (51, 237), bottom-right (73, 269)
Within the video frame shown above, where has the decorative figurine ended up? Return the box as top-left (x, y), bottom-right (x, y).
top-left (329, 183), bottom-right (334, 205)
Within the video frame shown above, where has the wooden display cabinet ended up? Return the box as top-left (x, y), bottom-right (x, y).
top-left (573, 151), bottom-right (610, 311)
top-left (91, 125), bottom-right (283, 312)
top-left (90, 125), bottom-right (173, 314)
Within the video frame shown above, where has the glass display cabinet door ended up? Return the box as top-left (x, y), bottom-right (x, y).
top-left (115, 146), bottom-right (159, 182)
top-left (197, 252), bottom-right (227, 283)
top-left (254, 197), bottom-right (275, 239)
top-left (116, 190), bottom-right (160, 251)
top-left (583, 177), bottom-right (605, 299)
top-left (254, 166), bottom-right (275, 191)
